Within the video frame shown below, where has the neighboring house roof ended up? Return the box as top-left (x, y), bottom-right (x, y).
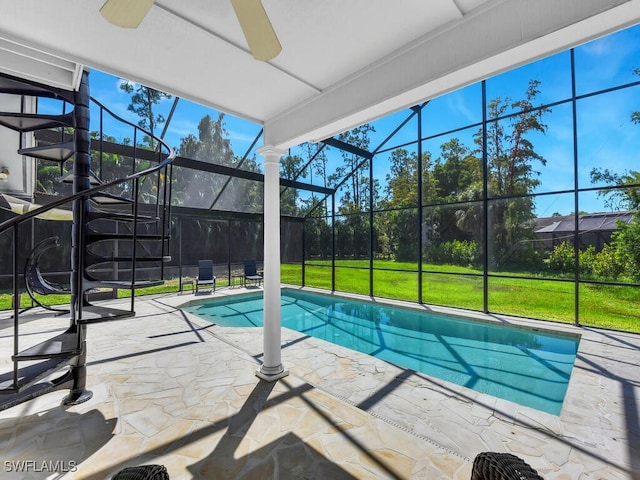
top-left (533, 212), bottom-right (634, 234)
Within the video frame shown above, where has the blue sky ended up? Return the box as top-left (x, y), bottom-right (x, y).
top-left (86, 73), bottom-right (262, 156)
top-left (44, 22), bottom-right (640, 218)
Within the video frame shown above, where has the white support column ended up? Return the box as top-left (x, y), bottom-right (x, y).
top-left (256, 145), bottom-right (289, 382)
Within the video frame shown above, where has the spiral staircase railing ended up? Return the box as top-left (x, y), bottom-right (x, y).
top-left (0, 70), bottom-right (175, 410)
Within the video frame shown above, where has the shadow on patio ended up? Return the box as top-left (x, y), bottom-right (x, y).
top-left (84, 379), bottom-right (391, 479)
top-left (78, 375), bottom-right (435, 479)
top-left (0, 297), bottom-right (466, 479)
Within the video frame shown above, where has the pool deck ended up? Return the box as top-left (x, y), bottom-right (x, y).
top-left (0, 286), bottom-right (639, 479)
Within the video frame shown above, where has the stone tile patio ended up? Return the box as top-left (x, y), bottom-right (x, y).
top-left (0, 286), bottom-right (638, 479)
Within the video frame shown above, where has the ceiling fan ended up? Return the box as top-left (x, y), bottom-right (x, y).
top-left (99, 0), bottom-right (282, 61)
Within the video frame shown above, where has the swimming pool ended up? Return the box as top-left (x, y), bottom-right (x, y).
top-left (184, 289), bottom-right (580, 415)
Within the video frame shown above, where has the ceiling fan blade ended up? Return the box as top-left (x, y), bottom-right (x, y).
top-left (100, 0), bottom-right (155, 29)
top-left (230, 0), bottom-right (282, 61)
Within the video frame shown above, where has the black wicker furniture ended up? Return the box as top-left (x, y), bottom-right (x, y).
top-left (112, 464), bottom-right (169, 480)
top-left (471, 452), bottom-right (543, 480)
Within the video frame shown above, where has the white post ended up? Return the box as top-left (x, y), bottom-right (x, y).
top-left (256, 146), bottom-right (289, 381)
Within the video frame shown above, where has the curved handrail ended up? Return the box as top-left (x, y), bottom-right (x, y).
top-left (0, 97), bottom-right (176, 234)
top-left (92, 94), bottom-right (168, 156)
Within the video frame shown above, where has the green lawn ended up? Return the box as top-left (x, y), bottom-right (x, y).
top-left (2, 261), bottom-right (638, 333)
top-left (282, 260), bottom-right (640, 333)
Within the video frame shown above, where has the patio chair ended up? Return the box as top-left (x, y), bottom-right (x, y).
top-left (243, 259), bottom-right (263, 287)
top-left (471, 452), bottom-right (543, 480)
top-left (196, 260), bottom-right (216, 293)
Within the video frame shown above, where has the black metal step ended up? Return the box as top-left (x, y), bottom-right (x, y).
top-left (12, 331), bottom-right (80, 361)
top-left (77, 305), bottom-right (135, 325)
top-left (0, 111), bottom-right (74, 132)
top-left (58, 171), bottom-right (103, 185)
top-left (90, 192), bottom-right (135, 205)
top-left (0, 365), bottom-right (77, 412)
top-left (86, 233), bottom-right (166, 242)
top-left (85, 251), bottom-right (171, 264)
top-left (83, 279), bottom-right (164, 291)
top-left (0, 76), bottom-right (56, 97)
top-left (87, 210), bottom-right (159, 222)
top-left (18, 141), bottom-right (74, 162)
top-left (0, 72), bottom-right (76, 102)
top-left (0, 357), bottom-right (73, 393)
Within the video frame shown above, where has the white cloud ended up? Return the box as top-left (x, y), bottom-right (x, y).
top-left (581, 36), bottom-right (614, 56)
top-left (228, 129), bottom-right (260, 143)
top-left (450, 93), bottom-right (476, 123)
top-left (165, 118), bottom-right (198, 138)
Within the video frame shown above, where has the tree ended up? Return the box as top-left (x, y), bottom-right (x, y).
top-left (177, 134), bottom-right (199, 159)
top-left (432, 138), bottom-right (480, 203)
top-left (280, 152), bottom-right (305, 215)
top-left (589, 169), bottom-right (640, 211)
top-left (475, 79), bottom-right (549, 270)
top-left (379, 148), bottom-right (438, 261)
top-left (289, 143), bottom-right (337, 259)
top-left (193, 114), bottom-right (234, 165)
top-left (178, 113), bottom-right (235, 165)
top-left (381, 148), bottom-right (420, 261)
top-left (632, 68), bottom-right (640, 125)
top-left (591, 68), bottom-right (640, 281)
top-left (329, 124), bottom-right (377, 259)
top-left (310, 143), bottom-right (329, 189)
top-left (482, 80), bottom-right (549, 198)
top-left (119, 81), bottom-right (172, 149)
top-left (381, 141), bottom-right (482, 263)
top-left (299, 196), bottom-right (333, 260)
top-left (305, 143), bottom-right (332, 252)
top-left (432, 139), bottom-right (482, 246)
top-left (173, 113), bottom-right (262, 211)
top-left (331, 124), bottom-right (376, 211)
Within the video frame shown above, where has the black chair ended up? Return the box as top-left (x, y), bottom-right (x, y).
top-left (196, 260), bottom-right (215, 293)
top-left (243, 259), bottom-right (263, 287)
top-left (471, 452), bottom-right (543, 480)
top-left (112, 464), bottom-right (169, 479)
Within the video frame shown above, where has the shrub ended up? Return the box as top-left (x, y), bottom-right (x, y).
top-left (549, 241), bottom-right (574, 274)
top-left (548, 241), bottom-right (629, 280)
top-left (592, 243), bottom-right (624, 280)
top-left (426, 240), bottom-right (479, 267)
top-left (506, 245), bottom-right (545, 271)
top-left (611, 215), bottom-right (640, 281)
top-left (579, 245), bottom-right (597, 276)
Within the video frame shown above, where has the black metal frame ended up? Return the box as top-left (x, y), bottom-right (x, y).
top-left (296, 46), bottom-right (640, 329)
top-left (3, 40), bottom-right (639, 333)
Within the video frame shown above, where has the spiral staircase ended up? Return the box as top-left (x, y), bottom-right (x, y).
top-left (0, 70), bottom-right (175, 411)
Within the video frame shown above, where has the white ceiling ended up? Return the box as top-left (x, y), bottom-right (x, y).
top-left (0, 0), bottom-right (639, 150)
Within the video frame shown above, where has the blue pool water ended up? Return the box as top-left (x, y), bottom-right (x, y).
top-left (184, 289), bottom-right (580, 415)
